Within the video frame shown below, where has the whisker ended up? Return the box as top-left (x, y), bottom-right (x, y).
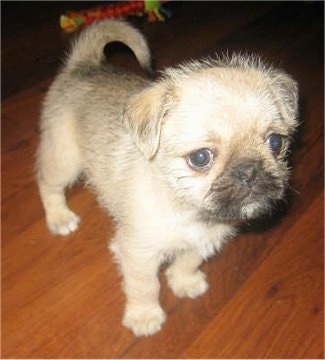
top-left (287, 184), bottom-right (301, 196)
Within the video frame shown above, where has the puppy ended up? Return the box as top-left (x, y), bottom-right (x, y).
top-left (36, 20), bottom-right (298, 336)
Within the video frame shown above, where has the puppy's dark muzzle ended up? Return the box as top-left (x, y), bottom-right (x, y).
top-left (231, 159), bottom-right (262, 188)
top-left (200, 157), bottom-right (288, 222)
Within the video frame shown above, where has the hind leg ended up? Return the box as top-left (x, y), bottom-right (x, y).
top-left (37, 113), bottom-right (82, 235)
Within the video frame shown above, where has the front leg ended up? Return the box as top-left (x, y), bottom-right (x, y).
top-left (111, 241), bottom-right (165, 336)
top-left (166, 250), bottom-right (208, 298)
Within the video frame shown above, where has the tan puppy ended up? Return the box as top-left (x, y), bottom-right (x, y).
top-left (36, 20), bottom-right (298, 336)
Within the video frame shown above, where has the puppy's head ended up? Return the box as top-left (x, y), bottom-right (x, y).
top-left (124, 54), bottom-right (299, 222)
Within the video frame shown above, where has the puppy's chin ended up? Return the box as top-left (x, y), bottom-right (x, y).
top-left (199, 158), bottom-right (288, 223)
top-left (199, 197), bottom-right (280, 224)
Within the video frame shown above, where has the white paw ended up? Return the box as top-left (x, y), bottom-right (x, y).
top-left (167, 269), bottom-right (209, 299)
top-left (46, 208), bottom-right (80, 235)
top-left (123, 304), bottom-right (166, 337)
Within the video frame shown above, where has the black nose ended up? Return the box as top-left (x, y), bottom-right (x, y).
top-left (232, 160), bottom-right (261, 186)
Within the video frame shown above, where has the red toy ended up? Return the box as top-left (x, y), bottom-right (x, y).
top-left (60, 1), bottom-right (172, 33)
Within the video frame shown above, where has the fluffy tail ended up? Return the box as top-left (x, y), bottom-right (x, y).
top-left (65, 20), bottom-right (152, 72)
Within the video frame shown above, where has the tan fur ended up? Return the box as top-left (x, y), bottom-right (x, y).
top-left (36, 20), bottom-right (298, 336)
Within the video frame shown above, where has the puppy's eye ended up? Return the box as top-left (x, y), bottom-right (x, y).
top-left (187, 148), bottom-right (214, 170)
top-left (267, 134), bottom-right (285, 156)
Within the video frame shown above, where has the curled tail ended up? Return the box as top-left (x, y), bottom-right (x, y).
top-left (65, 20), bottom-right (152, 72)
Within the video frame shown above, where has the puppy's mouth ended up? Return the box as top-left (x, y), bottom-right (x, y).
top-left (200, 158), bottom-right (288, 223)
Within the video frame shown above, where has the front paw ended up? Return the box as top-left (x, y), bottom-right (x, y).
top-left (46, 208), bottom-right (80, 235)
top-left (123, 304), bottom-right (166, 337)
top-left (167, 269), bottom-right (209, 299)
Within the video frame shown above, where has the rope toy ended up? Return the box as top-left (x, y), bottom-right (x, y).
top-left (60, 1), bottom-right (172, 33)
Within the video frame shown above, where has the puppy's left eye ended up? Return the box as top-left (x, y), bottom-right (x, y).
top-left (267, 134), bottom-right (286, 156)
top-left (187, 148), bottom-right (214, 171)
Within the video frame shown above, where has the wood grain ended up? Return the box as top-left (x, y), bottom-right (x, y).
top-left (1, 2), bottom-right (323, 358)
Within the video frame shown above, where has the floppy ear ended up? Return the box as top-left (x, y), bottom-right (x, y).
top-left (269, 71), bottom-right (299, 130)
top-left (123, 82), bottom-right (172, 159)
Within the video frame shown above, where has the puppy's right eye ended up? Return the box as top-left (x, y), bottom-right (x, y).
top-left (187, 148), bottom-right (214, 171)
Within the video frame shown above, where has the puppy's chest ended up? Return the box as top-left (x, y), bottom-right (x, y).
top-left (157, 211), bottom-right (233, 259)
top-left (131, 168), bottom-right (234, 259)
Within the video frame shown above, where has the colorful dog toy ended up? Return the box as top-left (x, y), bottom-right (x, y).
top-left (60, 1), bottom-right (172, 33)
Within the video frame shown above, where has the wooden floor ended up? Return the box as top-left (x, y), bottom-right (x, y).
top-left (2, 2), bottom-right (324, 358)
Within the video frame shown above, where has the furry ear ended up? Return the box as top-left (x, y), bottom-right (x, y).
top-left (123, 82), bottom-right (172, 159)
top-left (269, 71), bottom-right (299, 130)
